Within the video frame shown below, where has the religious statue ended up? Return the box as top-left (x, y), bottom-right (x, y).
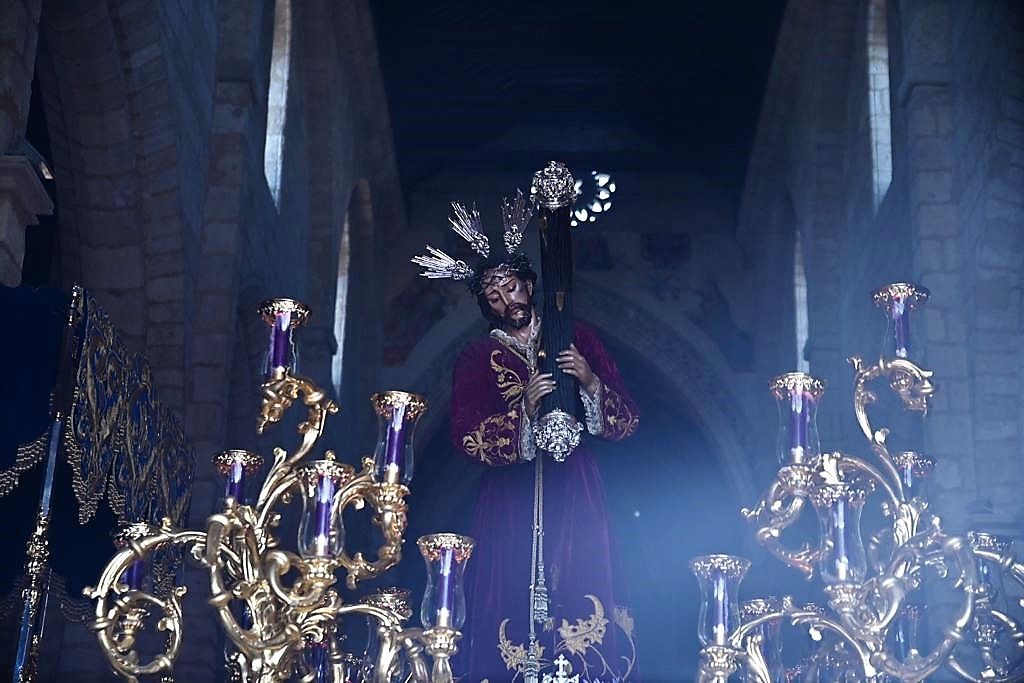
top-left (412, 162), bottom-right (639, 682)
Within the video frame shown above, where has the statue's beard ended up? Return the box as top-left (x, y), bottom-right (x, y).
top-left (502, 303), bottom-right (532, 330)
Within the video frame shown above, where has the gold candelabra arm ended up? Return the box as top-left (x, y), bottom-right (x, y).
top-left (421, 627), bottom-right (460, 683)
top-left (332, 603), bottom-right (456, 683)
top-left (397, 629), bottom-right (432, 683)
top-left (946, 544), bottom-right (1024, 682)
top-left (335, 459), bottom-right (409, 590)
top-left (789, 610), bottom-right (882, 679)
top-left (850, 355), bottom-right (936, 502)
top-left (255, 372), bottom-right (339, 509)
top-left (85, 524), bottom-right (208, 681)
top-left (857, 530), bottom-right (977, 682)
top-left (741, 634), bottom-right (771, 683)
top-left (743, 467), bottom-right (823, 578)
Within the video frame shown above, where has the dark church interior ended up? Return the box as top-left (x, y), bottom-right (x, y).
top-left (1, 1), bottom-right (1022, 681)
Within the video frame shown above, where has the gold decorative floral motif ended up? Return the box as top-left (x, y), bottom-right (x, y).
top-left (603, 389), bottom-right (638, 438)
top-left (462, 410), bottom-right (520, 465)
top-left (212, 449), bottom-right (264, 475)
top-left (490, 350), bottom-right (526, 405)
top-left (558, 595), bottom-right (608, 655)
top-left (612, 605), bottom-right (635, 638)
top-left (497, 595), bottom-right (637, 680)
top-left (257, 297), bottom-right (311, 328)
top-left (416, 533), bottom-right (475, 563)
top-left (371, 390), bottom-right (428, 421)
top-left (499, 618), bottom-right (542, 674)
top-left (871, 282), bottom-right (929, 312)
top-left (770, 371), bottom-right (826, 400)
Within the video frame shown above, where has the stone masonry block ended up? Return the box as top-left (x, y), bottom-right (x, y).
top-left (910, 137), bottom-right (953, 170)
top-left (916, 239), bottom-right (945, 274)
top-left (927, 413), bottom-right (974, 456)
top-left (146, 274), bottom-right (184, 302)
top-left (915, 203), bottom-right (958, 237)
top-left (202, 221), bottom-right (240, 255)
top-left (190, 364), bottom-right (230, 404)
top-left (194, 292), bottom-right (234, 332)
top-left (145, 322), bottom-right (186, 347)
top-left (80, 245), bottom-right (144, 289)
top-left (926, 343), bottom-right (969, 377)
top-left (191, 332), bottom-right (231, 365)
top-left (147, 250), bottom-right (184, 278)
top-left (918, 273), bottom-right (961, 300)
top-left (922, 307), bottom-right (947, 342)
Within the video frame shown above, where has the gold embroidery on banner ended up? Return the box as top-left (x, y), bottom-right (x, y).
top-left (604, 388), bottom-right (638, 439)
top-left (498, 618), bottom-right (544, 675)
top-left (490, 350), bottom-right (526, 405)
top-left (462, 410), bottom-right (519, 466)
top-left (613, 605), bottom-right (635, 638)
top-left (496, 594), bottom-right (637, 680)
top-left (558, 594), bottom-right (608, 655)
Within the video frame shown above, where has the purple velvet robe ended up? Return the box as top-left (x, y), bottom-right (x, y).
top-left (451, 320), bottom-right (639, 681)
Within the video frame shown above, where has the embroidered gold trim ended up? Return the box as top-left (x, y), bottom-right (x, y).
top-left (490, 350), bottom-right (526, 405)
top-left (463, 410), bottom-right (520, 466)
top-left (496, 594), bottom-right (637, 680)
top-left (603, 388), bottom-right (638, 439)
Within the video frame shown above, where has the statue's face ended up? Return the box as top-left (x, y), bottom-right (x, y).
top-left (482, 272), bottom-right (534, 330)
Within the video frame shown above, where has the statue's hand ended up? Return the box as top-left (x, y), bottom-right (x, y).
top-left (557, 345), bottom-right (599, 396)
top-left (524, 372), bottom-right (556, 417)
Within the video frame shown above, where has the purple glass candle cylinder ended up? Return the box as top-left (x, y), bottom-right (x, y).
top-left (968, 532), bottom-right (1013, 610)
top-left (372, 391), bottom-right (427, 485)
top-left (111, 521), bottom-right (158, 591)
top-left (270, 311), bottom-right (292, 370)
top-left (690, 554), bottom-right (750, 647)
top-left (213, 450), bottom-right (264, 505)
top-left (257, 298), bottom-right (310, 380)
top-left (741, 598), bottom-right (785, 682)
top-left (122, 558), bottom-right (148, 591)
top-left (812, 478), bottom-right (869, 586)
top-left (892, 604), bottom-right (925, 663)
top-left (873, 283), bottom-right (929, 361)
top-left (418, 533), bottom-right (474, 630)
top-left (771, 373), bottom-right (825, 465)
top-left (297, 458), bottom-right (350, 559)
top-left (891, 451), bottom-right (934, 497)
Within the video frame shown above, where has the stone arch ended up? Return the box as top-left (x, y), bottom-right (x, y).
top-left (401, 282), bottom-right (760, 504)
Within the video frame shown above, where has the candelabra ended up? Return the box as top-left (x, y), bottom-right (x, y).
top-left (86, 298), bottom-right (473, 683)
top-left (692, 283), bottom-right (1024, 683)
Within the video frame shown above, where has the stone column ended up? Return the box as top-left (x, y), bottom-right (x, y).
top-left (0, 155), bottom-right (52, 285)
top-left (0, 0), bottom-right (48, 286)
top-left (0, 0), bottom-right (43, 154)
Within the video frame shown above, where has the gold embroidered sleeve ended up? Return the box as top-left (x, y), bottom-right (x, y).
top-left (602, 386), bottom-right (639, 441)
top-left (490, 349), bottom-right (525, 404)
top-left (461, 408), bottom-right (522, 466)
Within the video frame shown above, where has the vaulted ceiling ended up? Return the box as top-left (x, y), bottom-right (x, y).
top-left (370, 0), bottom-right (787, 197)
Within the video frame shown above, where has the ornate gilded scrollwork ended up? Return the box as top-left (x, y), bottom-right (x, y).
top-left (88, 364), bottom-right (455, 682)
top-left (698, 283), bottom-right (1024, 683)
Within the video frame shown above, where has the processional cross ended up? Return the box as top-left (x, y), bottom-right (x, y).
top-left (530, 161), bottom-right (584, 461)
